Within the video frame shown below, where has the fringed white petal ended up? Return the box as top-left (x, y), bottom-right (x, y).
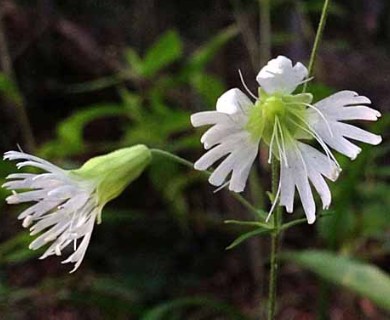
top-left (208, 142), bottom-right (259, 193)
top-left (228, 146), bottom-right (258, 192)
top-left (280, 142), bottom-right (340, 224)
top-left (310, 91), bottom-right (382, 160)
top-left (192, 88), bottom-right (258, 193)
top-left (191, 111), bottom-right (232, 127)
top-left (194, 131), bottom-right (253, 170)
top-left (256, 56), bottom-right (308, 95)
top-left (200, 124), bottom-right (241, 150)
top-left (3, 151), bottom-right (99, 272)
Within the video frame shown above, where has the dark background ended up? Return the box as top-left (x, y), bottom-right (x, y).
top-left (0, 0), bottom-right (389, 319)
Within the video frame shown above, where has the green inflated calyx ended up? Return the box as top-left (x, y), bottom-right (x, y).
top-left (72, 145), bottom-right (151, 206)
top-left (245, 88), bottom-right (313, 147)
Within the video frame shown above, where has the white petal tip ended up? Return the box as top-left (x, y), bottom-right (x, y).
top-left (350, 149), bottom-right (361, 160)
top-left (280, 203), bottom-right (293, 213)
top-left (331, 167), bottom-right (342, 181)
top-left (193, 162), bottom-right (204, 171)
top-left (190, 115), bottom-right (198, 127)
top-left (6, 196), bottom-right (18, 204)
top-left (307, 216), bottom-right (316, 224)
top-left (371, 135), bottom-right (382, 145)
top-left (22, 216), bottom-right (33, 228)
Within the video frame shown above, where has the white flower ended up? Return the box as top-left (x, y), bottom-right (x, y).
top-left (191, 55), bottom-right (382, 223)
top-left (3, 146), bottom-right (151, 272)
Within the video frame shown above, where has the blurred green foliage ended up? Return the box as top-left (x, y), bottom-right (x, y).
top-left (0, 0), bottom-right (389, 319)
top-left (284, 250), bottom-right (390, 311)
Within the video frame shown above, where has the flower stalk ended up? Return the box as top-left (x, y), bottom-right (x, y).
top-left (267, 158), bottom-right (282, 319)
top-left (303, 0), bottom-right (331, 92)
top-left (150, 148), bottom-right (261, 218)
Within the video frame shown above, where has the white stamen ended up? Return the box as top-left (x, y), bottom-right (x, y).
top-left (303, 103), bottom-right (333, 137)
top-left (266, 175), bottom-right (282, 223)
top-left (297, 77), bottom-right (314, 86)
top-left (213, 180), bottom-right (230, 193)
top-left (238, 70), bottom-right (258, 100)
top-left (273, 121), bottom-right (285, 164)
top-left (22, 215), bottom-right (33, 228)
top-left (275, 118), bottom-right (288, 166)
top-left (267, 121), bottom-right (278, 163)
top-left (285, 100), bottom-right (333, 138)
top-left (289, 115), bottom-right (340, 169)
top-left (55, 244), bottom-right (62, 256)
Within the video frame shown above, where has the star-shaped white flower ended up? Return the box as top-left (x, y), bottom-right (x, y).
top-left (191, 56), bottom-right (382, 223)
top-left (3, 146), bottom-right (151, 272)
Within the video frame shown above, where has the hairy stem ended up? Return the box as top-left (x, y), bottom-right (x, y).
top-left (267, 159), bottom-right (282, 320)
top-left (303, 0), bottom-right (331, 92)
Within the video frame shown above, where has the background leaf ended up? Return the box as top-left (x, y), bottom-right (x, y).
top-left (141, 296), bottom-right (250, 320)
top-left (284, 250), bottom-right (390, 311)
top-left (141, 30), bottom-right (183, 78)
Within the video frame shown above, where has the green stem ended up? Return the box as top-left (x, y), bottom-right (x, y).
top-left (150, 148), bottom-right (194, 169)
top-left (302, 0), bottom-right (331, 92)
top-left (267, 159), bottom-right (282, 320)
top-left (150, 148), bottom-right (260, 217)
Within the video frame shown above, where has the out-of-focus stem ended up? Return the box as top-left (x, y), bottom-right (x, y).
top-left (259, 0), bottom-right (271, 66)
top-left (0, 10), bottom-right (36, 151)
top-left (303, 0), bottom-right (331, 92)
top-left (231, 1), bottom-right (259, 70)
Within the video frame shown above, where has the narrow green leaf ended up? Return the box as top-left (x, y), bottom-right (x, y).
top-left (281, 212), bottom-right (333, 231)
top-left (224, 220), bottom-right (273, 229)
top-left (284, 250), bottom-right (390, 311)
top-left (124, 47), bottom-right (143, 75)
top-left (40, 104), bottom-right (127, 157)
top-left (226, 228), bottom-right (272, 250)
top-left (66, 74), bottom-right (125, 93)
top-left (58, 105), bottom-right (125, 151)
top-left (141, 30), bottom-right (183, 77)
top-left (118, 87), bottom-right (143, 121)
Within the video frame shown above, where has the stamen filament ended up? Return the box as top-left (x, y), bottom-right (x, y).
top-left (303, 103), bottom-right (333, 137)
top-left (213, 180), bottom-right (230, 193)
top-left (288, 115), bottom-right (340, 169)
top-left (268, 120), bottom-right (278, 163)
top-left (275, 118), bottom-right (288, 166)
top-left (284, 101), bottom-right (333, 137)
top-left (238, 70), bottom-right (258, 100)
top-left (266, 177), bottom-right (281, 223)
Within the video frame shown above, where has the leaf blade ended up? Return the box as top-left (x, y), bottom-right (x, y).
top-left (284, 250), bottom-right (390, 311)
